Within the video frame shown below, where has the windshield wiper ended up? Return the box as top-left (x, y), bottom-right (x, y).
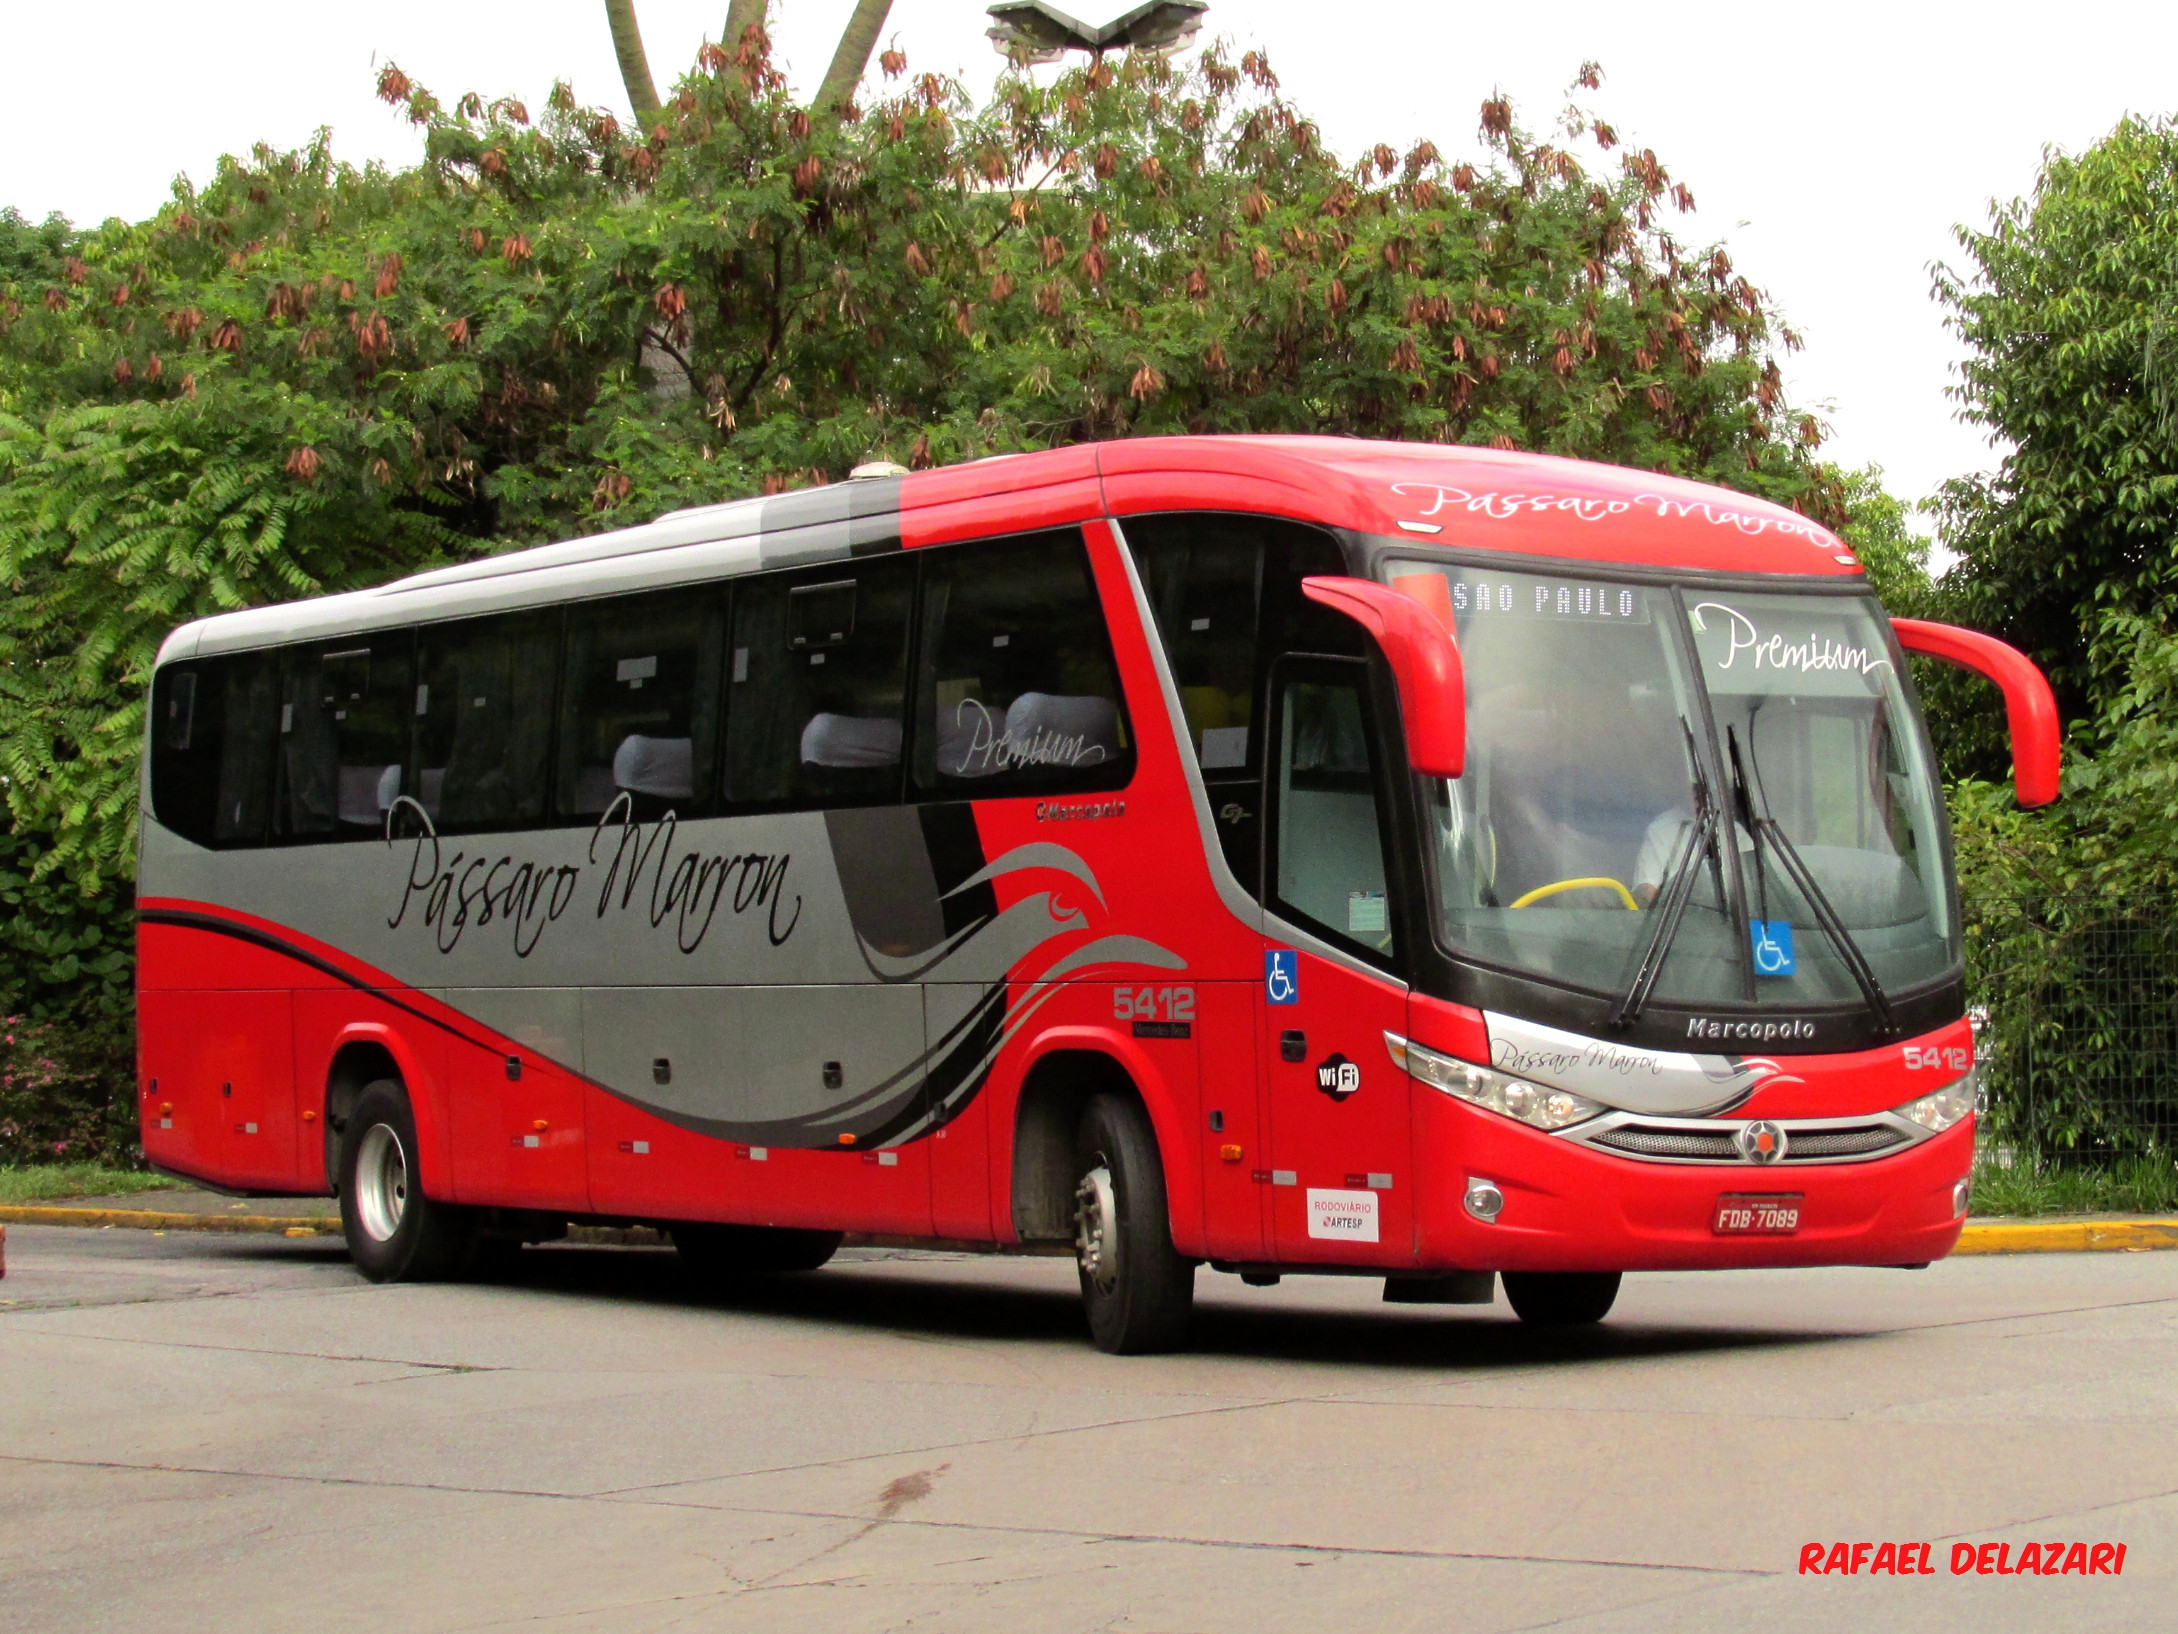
top-left (1726, 723), bottom-right (1898, 1037)
top-left (1611, 719), bottom-right (1720, 1030)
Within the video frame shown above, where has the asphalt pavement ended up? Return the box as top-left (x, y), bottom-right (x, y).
top-left (1, 1224), bottom-right (2172, 1632)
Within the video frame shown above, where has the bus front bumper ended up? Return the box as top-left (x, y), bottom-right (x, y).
top-left (1414, 1094), bottom-right (1976, 1273)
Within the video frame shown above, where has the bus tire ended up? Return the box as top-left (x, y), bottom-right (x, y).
top-left (1073, 1091), bottom-right (1194, 1355)
top-left (1501, 1270), bottom-right (1621, 1327)
top-left (338, 1080), bottom-right (473, 1283)
top-left (673, 1223), bottom-right (842, 1280)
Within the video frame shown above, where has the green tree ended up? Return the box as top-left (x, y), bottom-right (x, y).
top-left (1933, 114), bottom-right (2178, 732)
top-left (0, 38), bottom-right (1849, 1155)
top-left (0, 42), bottom-right (1842, 894)
top-left (1837, 464), bottom-right (1930, 614)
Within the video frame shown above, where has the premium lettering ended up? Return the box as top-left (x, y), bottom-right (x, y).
top-left (1693, 601), bottom-right (1891, 681)
top-left (947, 698), bottom-right (1110, 776)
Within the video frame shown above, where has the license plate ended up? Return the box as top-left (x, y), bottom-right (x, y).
top-left (1713, 1193), bottom-right (1803, 1235)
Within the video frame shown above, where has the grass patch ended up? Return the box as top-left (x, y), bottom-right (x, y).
top-left (0, 1164), bottom-right (189, 1205)
top-left (1971, 1151), bottom-right (2178, 1217)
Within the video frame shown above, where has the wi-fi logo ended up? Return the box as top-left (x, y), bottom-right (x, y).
top-left (1315, 1053), bottom-right (1360, 1101)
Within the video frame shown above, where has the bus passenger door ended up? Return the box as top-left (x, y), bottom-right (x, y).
top-left (1259, 659), bottom-right (1416, 1266)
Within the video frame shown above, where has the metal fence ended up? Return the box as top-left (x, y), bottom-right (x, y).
top-left (1970, 899), bottom-right (2178, 1165)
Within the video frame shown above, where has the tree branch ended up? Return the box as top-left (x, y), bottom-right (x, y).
top-left (815, 0), bottom-right (894, 116)
top-left (641, 327), bottom-right (698, 395)
top-left (733, 237), bottom-right (790, 411)
top-left (604, 0), bottom-right (663, 127)
top-left (723, 0), bottom-right (767, 53)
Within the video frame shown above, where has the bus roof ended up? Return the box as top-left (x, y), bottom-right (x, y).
top-left (159, 437), bottom-right (1859, 662)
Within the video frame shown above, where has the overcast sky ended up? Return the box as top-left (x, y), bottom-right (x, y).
top-left (6, 2), bottom-right (2171, 521)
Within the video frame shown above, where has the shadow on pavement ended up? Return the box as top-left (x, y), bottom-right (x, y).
top-left (333, 1239), bottom-right (1865, 1372)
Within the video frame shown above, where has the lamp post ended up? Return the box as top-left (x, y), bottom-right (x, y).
top-left (985, 1), bottom-right (1209, 63)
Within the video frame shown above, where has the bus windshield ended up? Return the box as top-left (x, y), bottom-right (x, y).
top-left (1383, 560), bottom-right (1957, 1009)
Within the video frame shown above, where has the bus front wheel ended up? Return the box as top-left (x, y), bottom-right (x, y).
top-left (1073, 1092), bottom-right (1194, 1354)
top-left (1501, 1270), bottom-right (1621, 1327)
top-left (338, 1080), bottom-right (474, 1283)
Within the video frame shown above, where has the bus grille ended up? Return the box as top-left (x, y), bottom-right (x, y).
top-left (1780, 1125), bottom-right (1913, 1159)
top-left (1588, 1126), bottom-right (1739, 1160)
top-left (1580, 1119), bottom-right (1916, 1164)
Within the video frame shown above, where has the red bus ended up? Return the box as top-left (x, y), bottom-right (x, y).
top-left (136, 437), bottom-right (2059, 1351)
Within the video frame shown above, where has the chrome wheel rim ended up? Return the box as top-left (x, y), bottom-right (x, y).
top-left (354, 1123), bottom-right (409, 1243)
top-left (1074, 1162), bottom-right (1118, 1292)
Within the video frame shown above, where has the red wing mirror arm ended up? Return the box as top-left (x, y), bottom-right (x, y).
top-left (1891, 617), bottom-right (2061, 808)
top-left (1301, 575), bottom-right (1465, 778)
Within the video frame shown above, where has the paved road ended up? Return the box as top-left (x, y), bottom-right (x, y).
top-left (1, 1226), bottom-right (2171, 1633)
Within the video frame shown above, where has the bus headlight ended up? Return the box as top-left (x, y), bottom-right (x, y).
top-left (1386, 1032), bottom-right (1604, 1131)
top-left (1894, 1066), bottom-right (1982, 1134)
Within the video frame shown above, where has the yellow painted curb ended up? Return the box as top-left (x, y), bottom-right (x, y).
top-left (0, 1205), bottom-right (329, 1235)
top-left (1955, 1218), bottom-right (2178, 1254)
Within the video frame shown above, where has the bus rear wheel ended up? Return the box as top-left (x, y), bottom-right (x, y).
top-left (1073, 1092), bottom-right (1194, 1355)
top-left (1501, 1270), bottom-right (1622, 1327)
top-left (673, 1223), bottom-right (842, 1281)
top-left (338, 1080), bottom-right (473, 1283)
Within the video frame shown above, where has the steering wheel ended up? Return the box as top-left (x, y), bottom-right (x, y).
top-left (1510, 876), bottom-right (1639, 911)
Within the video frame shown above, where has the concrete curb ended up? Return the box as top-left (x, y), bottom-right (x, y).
top-left (0, 1205), bottom-right (331, 1236)
top-left (0, 1205), bottom-right (658, 1245)
top-left (6, 1205), bottom-right (2177, 1258)
top-left (1953, 1217), bottom-right (2178, 1254)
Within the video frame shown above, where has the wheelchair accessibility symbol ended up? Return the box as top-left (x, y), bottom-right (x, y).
top-left (1265, 948), bottom-right (1299, 1005)
top-left (1750, 919), bottom-right (1796, 978)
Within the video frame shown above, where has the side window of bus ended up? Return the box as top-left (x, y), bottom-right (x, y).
top-left (1129, 521), bottom-right (1262, 773)
top-left (276, 636), bottom-right (416, 842)
top-left (149, 652), bottom-right (278, 847)
top-left (913, 530), bottom-right (1133, 799)
top-left (1126, 515), bottom-right (1351, 891)
top-left (725, 556), bottom-right (915, 810)
top-left (1268, 659), bottom-right (1397, 967)
top-left (416, 611), bottom-right (559, 832)
top-left (557, 591), bottom-right (726, 823)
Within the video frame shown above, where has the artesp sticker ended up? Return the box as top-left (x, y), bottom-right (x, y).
top-left (1306, 1187), bottom-right (1380, 1243)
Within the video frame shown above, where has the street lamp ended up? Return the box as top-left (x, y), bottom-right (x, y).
top-left (986, 1), bottom-right (1210, 63)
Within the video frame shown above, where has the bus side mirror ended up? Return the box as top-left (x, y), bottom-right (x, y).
top-left (1301, 576), bottom-right (1465, 778)
top-left (1891, 617), bottom-right (2061, 808)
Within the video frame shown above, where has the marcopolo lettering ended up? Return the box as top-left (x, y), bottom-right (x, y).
top-left (1686, 1016), bottom-right (1817, 1043)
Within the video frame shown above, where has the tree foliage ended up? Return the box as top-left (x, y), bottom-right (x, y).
top-left (0, 34), bottom-right (1852, 1154)
top-left (1924, 116), bottom-right (2178, 900)
top-left (0, 37), bottom-right (1841, 897)
top-left (1934, 115), bottom-right (2178, 728)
